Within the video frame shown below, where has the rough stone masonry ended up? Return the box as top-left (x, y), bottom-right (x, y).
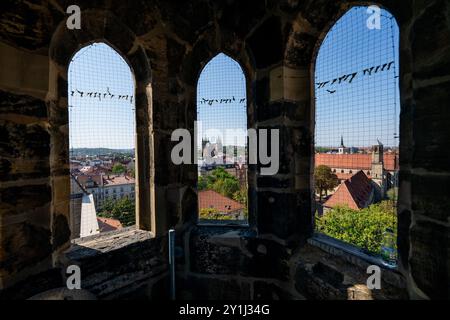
top-left (0, 0), bottom-right (449, 300)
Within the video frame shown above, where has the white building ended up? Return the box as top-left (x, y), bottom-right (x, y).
top-left (76, 174), bottom-right (135, 209)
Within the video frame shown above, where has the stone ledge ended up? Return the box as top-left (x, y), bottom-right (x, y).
top-left (294, 242), bottom-right (408, 299)
top-left (304, 234), bottom-right (407, 293)
top-left (308, 233), bottom-right (397, 271)
top-left (67, 227), bottom-right (155, 259)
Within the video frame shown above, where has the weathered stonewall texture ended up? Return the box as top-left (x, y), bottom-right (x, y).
top-left (0, 0), bottom-right (448, 300)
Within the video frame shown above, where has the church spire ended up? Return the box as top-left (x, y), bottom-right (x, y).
top-left (340, 135), bottom-right (345, 148)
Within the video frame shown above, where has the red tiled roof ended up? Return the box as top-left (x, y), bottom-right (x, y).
top-left (199, 190), bottom-right (244, 213)
top-left (76, 174), bottom-right (103, 188)
top-left (103, 175), bottom-right (135, 186)
top-left (315, 153), bottom-right (398, 171)
top-left (324, 170), bottom-right (373, 210)
top-left (97, 217), bottom-right (123, 232)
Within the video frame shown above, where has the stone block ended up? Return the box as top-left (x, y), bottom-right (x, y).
top-left (0, 222), bottom-right (52, 276)
top-left (285, 32), bottom-right (317, 68)
top-left (0, 90), bottom-right (47, 118)
top-left (248, 17), bottom-right (283, 69)
top-left (410, 173), bottom-right (450, 223)
top-left (243, 238), bottom-right (290, 280)
top-left (411, 0), bottom-right (450, 79)
top-left (410, 220), bottom-right (449, 299)
top-left (257, 191), bottom-right (301, 238)
top-left (0, 184), bottom-right (51, 217)
top-left (189, 229), bottom-right (245, 275)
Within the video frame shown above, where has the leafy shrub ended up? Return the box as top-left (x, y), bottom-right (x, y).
top-left (98, 197), bottom-right (135, 227)
top-left (316, 201), bottom-right (397, 254)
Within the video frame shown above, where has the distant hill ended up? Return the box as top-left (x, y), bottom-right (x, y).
top-left (70, 148), bottom-right (135, 156)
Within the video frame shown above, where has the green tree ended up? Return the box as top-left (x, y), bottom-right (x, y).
top-left (213, 178), bottom-right (240, 198)
top-left (98, 197), bottom-right (135, 227)
top-left (233, 188), bottom-right (248, 220)
top-left (314, 165), bottom-right (339, 201)
top-left (233, 188), bottom-right (247, 206)
top-left (198, 175), bottom-right (208, 191)
top-left (202, 167), bottom-right (240, 198)
top-left (316, 201), bottom-right (397, 254)
top-left (112, 163), bottom-right (126, 174)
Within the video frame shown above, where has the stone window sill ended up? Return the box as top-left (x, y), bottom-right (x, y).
top-left (309, 233), bottom-right (397, 272)
top-left (197, 219), bottom-right (250, 228)
top-left (67, 227), bottom-right (155, 260)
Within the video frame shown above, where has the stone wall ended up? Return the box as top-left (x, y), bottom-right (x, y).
top-left (0, 228), bottom-right (168, 300)
top-left (0, 0), bottom-right (448, 300)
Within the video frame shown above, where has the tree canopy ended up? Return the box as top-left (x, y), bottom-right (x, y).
top-left (314, 165), bottom-right (339, 200)
top-left (198, 167), bottom-right (240, 199)
top-left (112, 163), bottom-right (126, 174)
top-left (316, 200), bottom-right (397, 254)
top-left (98, 197), bottom-right (135, 227)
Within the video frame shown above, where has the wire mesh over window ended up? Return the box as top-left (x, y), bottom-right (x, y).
top-left (68, 43), bottom-right (136, 239)
top-left (197, 53), bottom-right (248, 223)
top-left (313, 7), bottom-right (400, 262)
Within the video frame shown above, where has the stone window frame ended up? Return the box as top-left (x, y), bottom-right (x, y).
top-left (308, 3), bottom-right (402, 268)
top-left (47, 10), bottom-right (156, 254)
top-left (193, 51), bottom-right (257, 229)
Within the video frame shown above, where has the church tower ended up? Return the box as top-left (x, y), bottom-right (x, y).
top-left (371, 140), bottom-right (386, 198)
top-left (338, 135), bottom-right (347, 154)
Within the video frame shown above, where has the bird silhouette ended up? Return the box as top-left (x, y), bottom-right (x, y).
top-left (327, 89), bottom-right (336, 94)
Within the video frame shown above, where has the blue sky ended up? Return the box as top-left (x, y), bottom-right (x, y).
top-left (197, 53), bottom-right (248, 148)
top-left (68, 5), bottom-right (399, 152)
top-left (315, 6), bottom-right (400, 148)
top-left (68, 43), bottom-right (135, 150)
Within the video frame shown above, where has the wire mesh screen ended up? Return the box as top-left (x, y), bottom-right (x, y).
top-left (313, 6), bottom-right (400, 261)
top-left (197, 53), bottom-right (248, 223)
top-left (68, 43), bottom-right (136, 239)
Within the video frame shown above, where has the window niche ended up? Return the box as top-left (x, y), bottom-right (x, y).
top-left (68, 42), bottom-right (137, 239)
top-left (313, 6), bottom-right (400, 265)
top-left (196, 53), bottom-right (249, 224)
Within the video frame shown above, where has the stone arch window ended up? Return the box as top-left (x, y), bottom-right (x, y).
top-left (48, 11), bottom-right (154, 249)
top-left (68, 43), bottom-right (137, 238)
top-left (313, 6), bottom-right (400, 260)
top-left (196, 53), bottom-right (248, 224)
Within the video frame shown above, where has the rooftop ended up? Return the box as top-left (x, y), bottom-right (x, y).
top-left (315, 153), bottom-right (398, 171)
top-left (323, 170), bottom-right (373, 210)
top-left (199, 190), bottom-right (245, 214)
top-left (97, 217), bottom-right (123, 233)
